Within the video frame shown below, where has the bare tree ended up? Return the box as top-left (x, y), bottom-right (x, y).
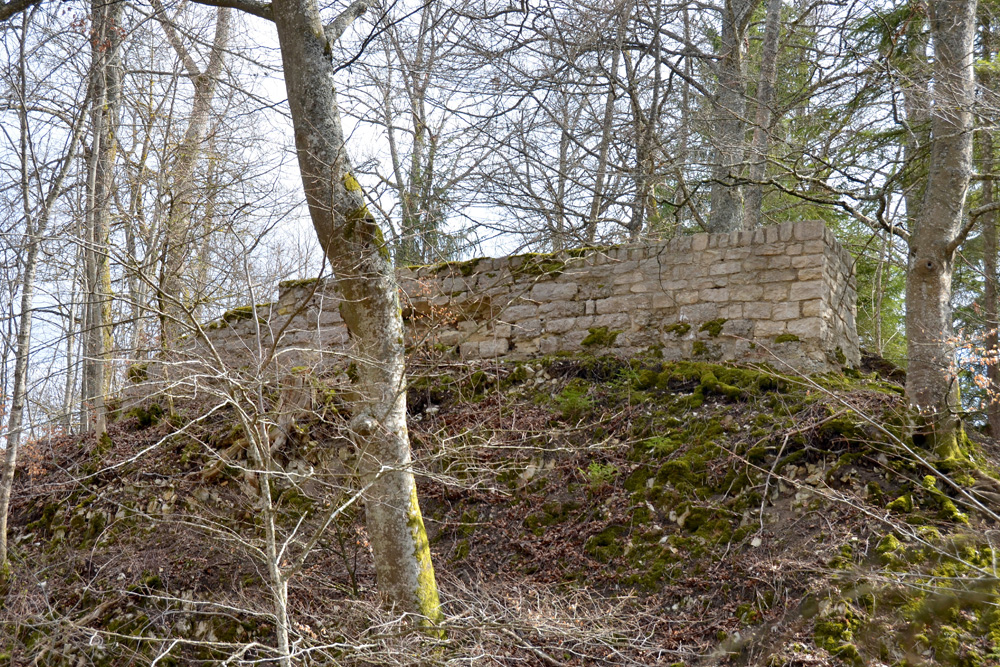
top-left (0, 8), bottom-right (88, 573)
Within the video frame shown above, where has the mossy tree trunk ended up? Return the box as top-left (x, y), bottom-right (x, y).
top-left (905, 0), bottom-right (976, 460)
top-left (261, 0), bottom-right (442, 622)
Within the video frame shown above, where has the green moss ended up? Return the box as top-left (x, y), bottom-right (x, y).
top-left (126, 363), bottom-right (149, 384)
top-left (774, 333), bottom-right (800, 343)
top-left (278, 277), bottom-right (320, 290)
top-left (555, 380), bottom-right (593, 421)
top-left (584, 525), bottom-right (626, 562)
top-left (814, 607), bottom-right (864, 667)
top-left (581, 327), bottom-right (621, 347)
top-left (886, 494), bottom-right (913, 513)
top-left (699, 318), bottom-right (727, 338)
top-left (452, 539), bottom-right (470, 561)
top-left (835, 347), bottom-right (847, 365)
top-left (692, 341), bottom-right (709, 356)
top-left (127, 403), bottom-right (163, 429)
top-left (665, 322), bottom-right (691, 337)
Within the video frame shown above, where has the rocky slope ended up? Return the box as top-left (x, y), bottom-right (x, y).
top-left (2, 352), bottom-right (998, 666)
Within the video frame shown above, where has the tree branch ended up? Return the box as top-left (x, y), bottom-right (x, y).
top-left (0, 0), bottom-right (40, 21)
top-left (324, 0), bottom-right (368, 45)
top-left (188, 0), bottom-right (272, 22)
top-left (948, 201), bottom-right (1000, 254)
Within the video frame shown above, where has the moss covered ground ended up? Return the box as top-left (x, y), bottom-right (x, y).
top-left (3, 351), bottom-right (1000, 665)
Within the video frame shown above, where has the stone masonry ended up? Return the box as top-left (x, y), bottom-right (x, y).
top-left (175, 220), bottom-right (859, 381)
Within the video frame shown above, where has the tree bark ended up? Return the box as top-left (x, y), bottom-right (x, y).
top-left (743, 0), bottom-right (782, 229)
top-left (270, 0), bottom-right (442, 623)
top-left (905, 0), bottom-right (977, 459)
top-left (707, 0), bottom-right (761, 233)
top-left (81, 0), bottom-right (123, 435)
top-left (978, 15), bottom-right (1000, 436)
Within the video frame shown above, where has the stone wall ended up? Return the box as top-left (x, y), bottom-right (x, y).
top-left (171, 220), bottom-right (858, 381)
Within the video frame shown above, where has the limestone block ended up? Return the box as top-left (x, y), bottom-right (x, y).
top-left (710, 261), bottom-right (743, 275)
top-left (545, 317), bottom-right (583, 334)
top-left (700, 287), bottom-right (730, 302)
top-left (759, 269), bottom-right (798, 283)
top-left (789, 280), bottom-right (826, 301)
top-left (743, 302), bottom-right (773, 319)
top-left (460, 341), bottom-right (481, 358)
top-left (792, 254), bottom-right (822, 268)
top-left (723, 319), bottom-right (753, 337)
top-left (786, 317), bottom-right (823, 339)
top-left (794, 220), bottom-right (826, 240)
top-left (772, 302), bottom-right (800, 320)
top-left (755, 320), bottom-right (787, 337)
top-left (675, 291), bottom-right (701, 306)
top-left (741, 256), bottom-right (769, 272)
top-left (513, 318), bottom-right (543, 338)
top-left (762, 283), bottom-right (789, 301)
top-left (613, 271), bottom-right (644, 285)
top-left (513, 338), bottom-right (540, 355)
top-left (721, 304), bottom-right (744, 319)
top-left (538, 300), bottom-right (585, 318)
top-left (679, 303), bottom-right (719, 321)
top-left (767, 255), bottom-right (792, 269)
top-left (802, 239), bottom-right (826, 254)
top-left (528, 281), bottom-right (577, 302)
top-left (731, 285), bottom-right (764, 302)
top-left (630, 282), bottom-right (652, 294)
top-left (538, 335), bottom-right (564, 354)
top-left (757, 243), bottom-right (786, 256)
top-left (594, 312), bottom-right (629, 329)
top-left (765, 226), bottom-right (781, 243)
top-left (596, 295), bottom-right (646, 315)
top-left (501, 304), bottom-right (538, 321)
top-left (494, 323), bottom-right (512, 338)
top-left (457, 320), bottom-right (479, 333)
top-left (479, 338), bottom-right (510, 357)
top-left (801, 299), bottom-right (825, 318)
top-left (796, 266), bottom-right (825, 282)
top-left (692, 234), bottom-right (709, 251)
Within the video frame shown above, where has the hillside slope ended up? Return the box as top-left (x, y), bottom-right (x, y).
top-left (3, 352), bottom-right (999, 666)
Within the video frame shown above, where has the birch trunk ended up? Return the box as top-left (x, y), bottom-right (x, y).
top-left (271, 0), bottom-right (441, 622)
top-left (905, 0), bottom-right (976, 459)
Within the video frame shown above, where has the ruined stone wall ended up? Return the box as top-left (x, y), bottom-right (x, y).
top-left (171, 220), bottom-right (858, 381)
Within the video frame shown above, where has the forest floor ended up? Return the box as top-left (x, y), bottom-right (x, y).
top-left (2, 350), bottom-right (999, 666)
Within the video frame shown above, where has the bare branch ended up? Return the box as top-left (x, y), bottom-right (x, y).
top-left (324, 0), bottom-right (368, 45)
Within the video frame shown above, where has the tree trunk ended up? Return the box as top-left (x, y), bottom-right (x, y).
top-left (979, 15), bottom-right (1000, 437)
top-left (270, 0), bottom-right (442, 623)
top-left (81, 0), bottom-right (123, 435)
top-left (905, 0), bottom-right (977, 460)
top-left (585, 4), bottom-right (628, 243)
top-left (154, 4), bottom-right (230, 364)
top-left (707, 0), bottom-right (761, 233)
top-left (744, 0), bottom-right (782, 229)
